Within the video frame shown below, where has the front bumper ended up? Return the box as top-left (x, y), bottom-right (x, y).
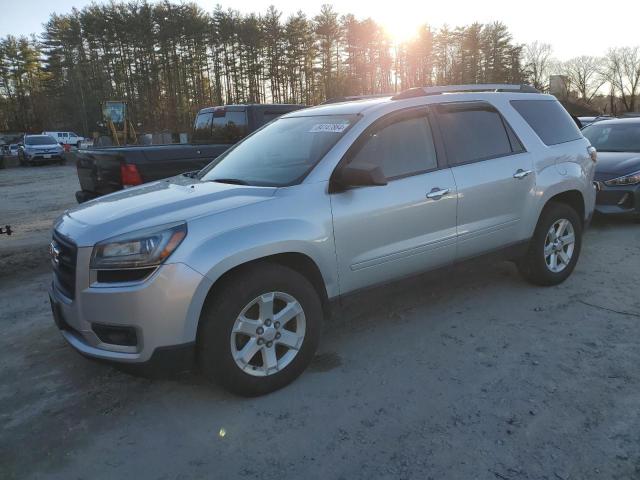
top-left (594, 182), bottom-right (640, 217)
top-left (49, 258), bottom-right (210, 365)
top-left (25, 153), bottom-right (64, 163)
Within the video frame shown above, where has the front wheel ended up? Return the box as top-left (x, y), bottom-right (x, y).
top-left (198, 263), bottom-right (322, 396)
top-left (517, 201), bottom-right (582, 286)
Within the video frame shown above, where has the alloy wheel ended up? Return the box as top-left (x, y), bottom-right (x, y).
top-left (544, 218), bottom-right (575, 273)
top-left (230, 291), bottom-right (306, 377)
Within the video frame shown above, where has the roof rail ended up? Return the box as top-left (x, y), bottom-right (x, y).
top-left (391, 84), bottom-right (540, 100)
top-left (320, 93), bottom-right (393, 105)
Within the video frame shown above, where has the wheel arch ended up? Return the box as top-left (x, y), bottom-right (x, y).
top-left (189, 251), bottom-right (332, 345)
top-left (527, 183), bottom-right (588, 239)
top-left (205, 252), bottom-right (330, 310)
top-left (546, 190), bottom-right (585, 224)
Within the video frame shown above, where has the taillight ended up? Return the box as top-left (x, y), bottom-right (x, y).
top-left (120, 163), bottom-right (143, 187)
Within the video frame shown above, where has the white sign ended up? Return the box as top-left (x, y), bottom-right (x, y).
top-left (309, 123), bottom-right (349, 133)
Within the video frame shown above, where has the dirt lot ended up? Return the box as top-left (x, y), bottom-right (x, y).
top-left (1, 164), bottom-right (640, 480)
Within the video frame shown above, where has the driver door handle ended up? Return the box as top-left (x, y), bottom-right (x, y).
top-left (513, 169), bottom-right (532, 179)
top-left (426, 187), bottom-right (450, 200)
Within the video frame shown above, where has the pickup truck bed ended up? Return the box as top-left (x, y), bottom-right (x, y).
top-left (75, 104), bottom-right (305, 202)
top-left (75, 143), bottom-right (228, 202)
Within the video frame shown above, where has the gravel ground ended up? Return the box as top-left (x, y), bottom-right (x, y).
top-left (1, 165), bottom-right (640, 480)
top-left (0, 160), bottom-right (79, 273)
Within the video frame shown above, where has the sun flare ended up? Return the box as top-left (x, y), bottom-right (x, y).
top-left (381, 16), bottom-right (421, 44)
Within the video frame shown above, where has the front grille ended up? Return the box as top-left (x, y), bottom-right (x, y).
top-left (51, 231), bottom-right (77, 299)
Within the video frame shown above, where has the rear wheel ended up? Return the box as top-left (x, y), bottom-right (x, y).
top-left (198, 263), bottom-right (322, 396)
top-left (518, 202), bottom-right (582, 286)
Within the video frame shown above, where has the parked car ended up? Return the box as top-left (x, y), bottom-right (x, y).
top-left (43, 131), bottom-right (85, 148)
top-left (5, 144), bottom-right (19, 156)
top-left (582, 117), bottom-right (640, 217)
top-left (18, 135), bottom-right (65, 166)
top-left (49, 84), bottom-right (596, 395)
top-left (74, 104), bottom-right (305, 203)
top-left (578, 116), bottom-right (613, 128)
top-left (1, 143), bottom-right (19, 156)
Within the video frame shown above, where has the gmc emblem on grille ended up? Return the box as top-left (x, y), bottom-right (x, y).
top-left (49, 241), bottom-right (61, 266)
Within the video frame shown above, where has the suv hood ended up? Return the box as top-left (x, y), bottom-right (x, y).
top-left (594, 152), bottom-right (640, 180)
top-left (56, 175), bottom-right (276, 246)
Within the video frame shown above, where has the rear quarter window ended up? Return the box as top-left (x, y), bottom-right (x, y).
top-left (510, 100), bottom-right (582, 146)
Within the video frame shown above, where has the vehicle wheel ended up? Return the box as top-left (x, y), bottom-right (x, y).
top-left (198, 263), bottom-right (322, 396)
top-left (517, 201), bottom-right (582, 286)
top-left (76, 141), bottom-right (82, 149)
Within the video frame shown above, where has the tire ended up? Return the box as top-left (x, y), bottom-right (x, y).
top-left (198, 263), bottom-right (322, 396)
top-left (517, 201), bottom-right (582, 286)
top-left (76, 142), bottom-right (82, 149)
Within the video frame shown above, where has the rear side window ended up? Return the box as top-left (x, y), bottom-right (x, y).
top-left (211, 110), bottom-right (248, 144)
top-left (511, 100), bottom-right (582, 146)
top-left (192, 112), bottom-right (213, 143)
top-left (349, 112), bottom-right (438, 179)
top-left (436, 103), bottom-right (514, 165)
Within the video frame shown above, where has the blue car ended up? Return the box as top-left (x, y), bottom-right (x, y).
top-left (582, 118), bottom-right (640, 217)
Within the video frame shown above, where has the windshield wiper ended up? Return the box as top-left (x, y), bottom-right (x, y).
top-left (209, 178), bottom-right (249, 185)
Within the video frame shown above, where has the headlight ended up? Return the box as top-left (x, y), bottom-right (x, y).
top-left (604, 170), bottom-right (640, 186)
top-left (90, 222), bottom-right (187, 269)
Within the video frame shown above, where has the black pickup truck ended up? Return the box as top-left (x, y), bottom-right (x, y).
top-left (75, 103), bottom-right (305, 203)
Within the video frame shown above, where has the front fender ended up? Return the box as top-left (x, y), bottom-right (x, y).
top-left (175, 219), bottom-right (337, 341)
top-left (192, 218), bottom-right (337, 294)
top-left (165, 182), bottom-right (337, 343)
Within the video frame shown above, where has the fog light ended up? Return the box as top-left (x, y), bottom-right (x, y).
top-left (92, 324), bottom-right (137, 347)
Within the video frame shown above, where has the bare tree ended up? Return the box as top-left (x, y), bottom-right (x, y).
top-left (523, 41), bottom-right (553, 91)
top-left (562, 55), bottom-right (605, 104)
top-left (602, 46), bottom-right (640, 112)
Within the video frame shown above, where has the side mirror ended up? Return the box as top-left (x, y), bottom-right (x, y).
top-left (333, 162), bottom-right (387, 191)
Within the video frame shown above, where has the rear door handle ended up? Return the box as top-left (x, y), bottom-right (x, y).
top-left (426, 187), bottom-right (450, 200)
top-left (513, 169), bottom-right (532, 179)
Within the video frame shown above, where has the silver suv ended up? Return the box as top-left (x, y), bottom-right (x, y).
top-left (49, 84), bottom-right (597, 395)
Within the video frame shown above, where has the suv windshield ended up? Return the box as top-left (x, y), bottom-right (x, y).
top-left (582, 122), bottom-right (640, 152)
top-left (198, 114), bottom-right (358, 186)
top-left (25, 135), bottom-right (57, 145)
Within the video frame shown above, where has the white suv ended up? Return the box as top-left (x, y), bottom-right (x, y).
top-left (49, 84), bottom-right (597, 395)
top-left (42, 131), bottom-right (85, 148)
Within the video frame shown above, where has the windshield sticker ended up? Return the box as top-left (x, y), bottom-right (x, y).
top-left (309, 123), bottom-right (349, 133)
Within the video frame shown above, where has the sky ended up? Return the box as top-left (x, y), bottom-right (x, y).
top-left (1, 0), bottom-right (638, 60)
